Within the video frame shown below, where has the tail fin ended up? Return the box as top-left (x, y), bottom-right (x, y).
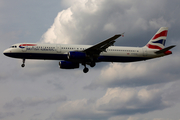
top-left (145, 27), bottom-right (168, 50)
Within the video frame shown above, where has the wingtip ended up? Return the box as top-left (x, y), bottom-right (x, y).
top-left (170, 45), bottom-right (176, 48)
top-left (121, 32), bottom-right (125, 37)
top-left (115, 33), bottom-right (125, 37)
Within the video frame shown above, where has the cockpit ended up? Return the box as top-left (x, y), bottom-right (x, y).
top-left (10, 45), bottom-right (17, 48)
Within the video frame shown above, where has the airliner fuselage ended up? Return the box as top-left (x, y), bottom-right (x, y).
top-left (4, 44), bottom-right (153, 61)
top-left (3, 27), bottom-right (175, 73)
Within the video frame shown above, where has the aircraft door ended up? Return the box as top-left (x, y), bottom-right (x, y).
top-left (56, 45), bottom-right (61, 53)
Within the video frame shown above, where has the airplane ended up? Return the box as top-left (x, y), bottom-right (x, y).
top-left (3, 27), bottom-right (175, 73)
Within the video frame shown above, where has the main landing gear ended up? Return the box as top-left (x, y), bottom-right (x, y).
top-left (21, 59), bottom-right (25, 67)
top-left (83, 64), bottom-right (89, 73)
top-left (82, 62), bottom-right (96, 73)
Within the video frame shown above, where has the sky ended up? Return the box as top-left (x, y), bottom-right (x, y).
top-left (0, 0), bottom-right (180, 120)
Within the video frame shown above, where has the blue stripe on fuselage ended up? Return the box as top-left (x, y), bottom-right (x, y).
top-left (4, 53), bottom-right (150, 62)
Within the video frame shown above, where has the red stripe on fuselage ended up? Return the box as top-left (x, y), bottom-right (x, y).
top-left (20, 44), bottom-right (37, 46)
top-left (152, 30), bottom-right (168, 40)
top-left (146, 44), bottom-right (162, 50)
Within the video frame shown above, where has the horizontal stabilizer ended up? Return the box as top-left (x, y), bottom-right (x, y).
top-left (155, 45), bottom-right (176, 54)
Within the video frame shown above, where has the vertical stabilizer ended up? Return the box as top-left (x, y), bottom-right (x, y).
top-left (145, 27), bottom-right (168, 50)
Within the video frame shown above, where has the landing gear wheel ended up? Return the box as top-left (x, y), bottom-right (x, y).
top-left (83, 67), bottom-right (89, 73)
top-left (90, 62), bottom-right (96, 67)
top-left (21, 64), bottom-right (25, 67)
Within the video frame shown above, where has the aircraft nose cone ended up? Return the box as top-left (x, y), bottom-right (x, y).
top-left (3, 49), bottom-right (10, 56)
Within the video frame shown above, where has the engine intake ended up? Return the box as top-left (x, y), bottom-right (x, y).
top-left (68, 51), bottom-right (87, 60)
top-left (59, 61), bottom-right (79, 69)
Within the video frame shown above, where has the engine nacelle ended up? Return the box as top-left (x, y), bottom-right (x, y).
top-left (59, 61), bottom-right (79, 69)
top-left (68, 51), bottom-right (87, 60)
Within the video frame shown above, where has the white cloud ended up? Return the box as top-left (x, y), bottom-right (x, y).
top-left (1, 0), bottom-right (180, 120)
top-left (85, 54), bottom-right (180, 89)
top-left (41, 0), bottom-right (175, 45)
top-left (48, 87), bottom-right (171, 120)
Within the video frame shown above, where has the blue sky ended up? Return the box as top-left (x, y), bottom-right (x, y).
top-left (1, 0), bottom-right (180, 120)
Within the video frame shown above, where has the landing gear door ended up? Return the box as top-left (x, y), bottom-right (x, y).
top-left (56, 45), bottom-right (61, 53)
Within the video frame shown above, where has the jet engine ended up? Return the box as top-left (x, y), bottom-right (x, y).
top-left (67, 51), bottom-right (87, 60)
top-left (59, 61), bottom-right (79, 69)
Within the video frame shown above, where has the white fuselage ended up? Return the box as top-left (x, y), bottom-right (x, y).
top-left (3, 27), bottom-right (174, 73)
top-left (3, 43), bottom-right (163, 62)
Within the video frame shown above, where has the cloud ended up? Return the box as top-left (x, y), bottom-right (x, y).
top-left (48, 87), bottom-right (172, 120)
top-left (85, 53), bottom-right (180, 89)
top-left (1, 0), bottom-right (180, 120)
top-left (0, 112), bottom-right (14, 119)
top-left (96, 87), bottom-right (170, 114)
top-left (41, 0), bottom-right (175, 46)
top-left (3, 96), bottom-right (67, 110)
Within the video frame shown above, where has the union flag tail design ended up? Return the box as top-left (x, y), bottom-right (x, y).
top-left (145, 27), bottom-right (168, 50)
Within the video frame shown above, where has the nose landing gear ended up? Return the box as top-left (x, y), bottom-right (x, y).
top-left (21, 59), bottom-right (25, 67)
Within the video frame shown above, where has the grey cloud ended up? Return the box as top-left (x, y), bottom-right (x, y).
top-left (3, 96), bottom-right (67, 110)
top-left (41, 0), bottom-right (179, 47)
top-left (0, 112), bottom-right (14, 119)
top-left (48, 87), bottom-right (172, 120)
top-left (1, 0), bottom-right (180, 120)
top-left (85, 53), bottom-right (179, 89)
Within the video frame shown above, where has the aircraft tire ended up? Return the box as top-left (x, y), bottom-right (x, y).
top-left (90, 62), bottom-right (96, 67)
top-left (83, 67), bottom-right (89, 73)
top-left (21, 64), bottom-right (25, 67)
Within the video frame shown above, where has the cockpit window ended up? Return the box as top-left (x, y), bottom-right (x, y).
top-left (10, 46), bottom-right (17, 48)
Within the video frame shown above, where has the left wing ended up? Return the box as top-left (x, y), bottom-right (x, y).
top-left (84, 33), bottom-right (124, 56)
